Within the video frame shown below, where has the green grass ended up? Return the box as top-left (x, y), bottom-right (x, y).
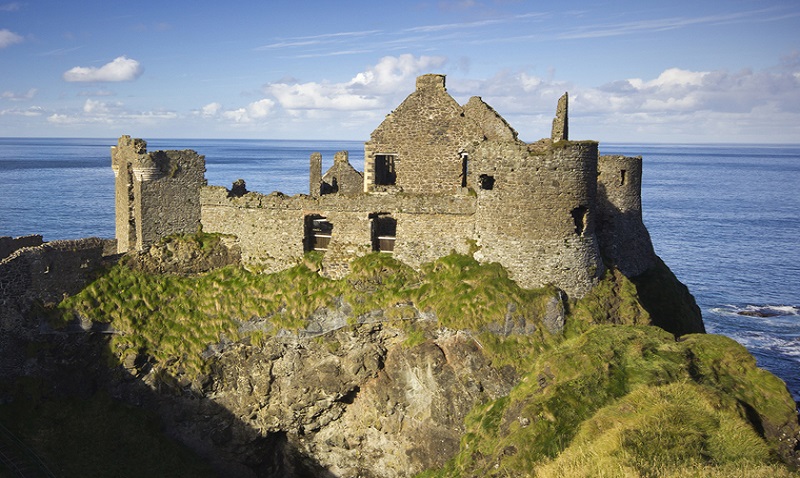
top-left (49, 252), bottom-right (567, 382)
top-left (417, 325), bottom-right (799, 477)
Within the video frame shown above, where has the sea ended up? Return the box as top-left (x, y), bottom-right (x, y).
top-left (1, 138), bottom-right (798, 400)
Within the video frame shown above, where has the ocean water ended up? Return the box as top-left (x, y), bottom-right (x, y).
top-left (0, 138), bottom-right (798, 399)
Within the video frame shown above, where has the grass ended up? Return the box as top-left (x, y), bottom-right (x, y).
top-left (48, 252), bottom-right (566, 383)
top-left (417, 325), bottom-right (799, 477)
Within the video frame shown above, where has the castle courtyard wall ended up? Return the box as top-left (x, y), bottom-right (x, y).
top-left (200, 187), bottom-right (476, 277)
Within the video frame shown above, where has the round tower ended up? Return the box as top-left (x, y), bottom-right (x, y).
top-left (596, 155), bottom-right (656, 277)
top-left (471, 140), bottom-right (605, 298)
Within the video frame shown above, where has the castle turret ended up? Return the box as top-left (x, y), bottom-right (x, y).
top-left (596, 154), bottom-right (656, 276)
top-left (471, 138), bottom-right (605, 297)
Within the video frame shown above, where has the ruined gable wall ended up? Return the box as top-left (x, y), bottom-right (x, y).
top-left (462, 97), bottom-right (518, 142)
top-left (133, 149), bottom-right (206, 251)
top-left (364, 75), bottom-right (485, 195)
top-left (471, 141), bottom-right (604, 297)
top-left (596, 155), bottom-right (656, 277)
top-left (321, 151), bottom-right (364, 196)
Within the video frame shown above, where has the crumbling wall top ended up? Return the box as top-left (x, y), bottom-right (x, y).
top-left (551, 92), bottom-right (569, 142)
top-left (416, 74), bottom-right (446, 91)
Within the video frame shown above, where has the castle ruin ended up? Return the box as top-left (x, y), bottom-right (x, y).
top-left (112, 74), bottom-right (656, 298)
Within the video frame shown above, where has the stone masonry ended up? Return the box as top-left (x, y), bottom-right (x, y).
top-left (115, 74), bottom-right (657, 298)
top-left (111, 136), bottom-right (207, 253)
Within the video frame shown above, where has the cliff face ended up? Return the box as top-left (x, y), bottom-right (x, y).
top-left (0, 236), bottom-right (796, 477)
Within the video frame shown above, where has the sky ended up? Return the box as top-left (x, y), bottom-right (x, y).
top-left (1, 0), bottom-right (799, 143)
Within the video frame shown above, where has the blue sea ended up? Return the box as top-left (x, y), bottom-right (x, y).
top-left (1, 138), bottom-right (798, 400)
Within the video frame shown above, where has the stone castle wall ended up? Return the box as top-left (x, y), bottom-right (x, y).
top-left (112, 136), bottom-right (206, 253)
top-left (0, 235), bottom-right (44, 261)
top-left (0, 238), bottom-right (108, 314)
top-left (201, 186), bottom-right (476, 277)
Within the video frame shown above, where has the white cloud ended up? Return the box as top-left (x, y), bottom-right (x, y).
top-left (0, 28), bottom-right (23, 48)
top-left (348, 54), bottom-right (447, 94)
top-left (199, 102), bottom-right (222, 118)
top-left (0, 106), bottom-right (43, 117)
top-left (628, 68), bottom-right (709, 89)
top-left (46, 99), bottom-right (177, 128)
top-left (63, 56), bottom-right (144, 82)
top-left (1, 88), bottom-right (36, 101)
top-left (261, 54), bottom-right (446, 117)
top-left (221, 98), bottom-right (276, 123)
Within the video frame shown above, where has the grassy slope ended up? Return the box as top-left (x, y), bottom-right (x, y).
top-left (13, 237), bottom-right (799, 477)
top-left (417, 326), bottom-right (798, 477)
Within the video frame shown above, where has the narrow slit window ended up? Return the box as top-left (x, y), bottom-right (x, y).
top-left (460, 153), bottom-right (469, 188)
top-left (571, 206), bottom-right (588, 236)
top-left (620, 169), bottom-right (627, 186)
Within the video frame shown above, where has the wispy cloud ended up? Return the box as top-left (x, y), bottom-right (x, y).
top-left (0, 28), bottom-right (23, 48)
top-left (63, 56), bottom-right (144, 82)
top-left (558, 9), bottom-right (790, 40)
top-left (1, 88), bottom-right (37, 101)
top-left (0, 2), bottom-right (21, 12)
top-left (255, 30), bottom-right (381, 50)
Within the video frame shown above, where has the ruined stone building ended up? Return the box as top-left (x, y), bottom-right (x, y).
top-left (112, 74), bottom-right (656, 297)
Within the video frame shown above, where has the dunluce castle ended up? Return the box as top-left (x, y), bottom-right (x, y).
top-left (111, 74), bottom-right (656, 297)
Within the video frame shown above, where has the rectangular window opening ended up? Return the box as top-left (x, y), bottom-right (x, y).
top-left (374, 154), bottom-right (397, 186)
top-left (304, 215), bottom-right (333, 252)
top-left (370, 213), bottom-right (396, 253)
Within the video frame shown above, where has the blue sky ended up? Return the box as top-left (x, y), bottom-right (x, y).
top-left (1, 0), bottom-right (798, 143)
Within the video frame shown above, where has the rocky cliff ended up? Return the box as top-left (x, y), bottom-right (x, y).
top-left (0, 234), bottom-right (797, 477)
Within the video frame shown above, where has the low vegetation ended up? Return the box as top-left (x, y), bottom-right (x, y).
top-left (29, 235), bottom-right (797, 477)
top-left (417, 326), bottom-right (798, 477)
top-left (50, 245), bottom-right (563, 380)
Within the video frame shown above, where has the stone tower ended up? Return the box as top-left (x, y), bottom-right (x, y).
top-left (111, 136), bottom-right (207, 253)
top-left (596, 154), bottom-right (656, 276)
top-left (470, 139), bottom-right (605, 296)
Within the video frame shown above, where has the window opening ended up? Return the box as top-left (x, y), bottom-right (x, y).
top-left (370, 213), bottom-right (396, 253)
top-left (460, 153), bottom-right (469, 188)
top-left (478, 174), bottom-right (495, 190)
top-left (304, 215), bottom-right (333, 252)
top-left (620, 169), bottom-right (627, 186)
top-left (374, 154), bottom-right (397, 185)
top-left (571, 206), bottom-right (588, 236)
